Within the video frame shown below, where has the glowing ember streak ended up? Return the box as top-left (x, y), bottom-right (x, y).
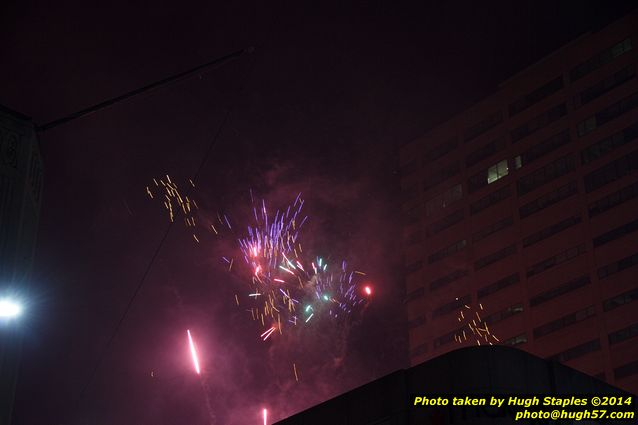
top-left (364, 286), bottom-right (372, 296)
top-left (187, 329), bottom-right (201, 374)
top-left (263, 408), bottom-right (268, 425)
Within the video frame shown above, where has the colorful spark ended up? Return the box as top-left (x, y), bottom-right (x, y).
top-left (453, 302), bottom-right (499, 346)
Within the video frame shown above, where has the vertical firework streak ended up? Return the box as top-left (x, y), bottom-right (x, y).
top-left (187, 330), bottom-right (216, 424)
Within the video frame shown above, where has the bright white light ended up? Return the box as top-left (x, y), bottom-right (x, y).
top-left (0, 299), bottom-right (22, 318)
top-left (187, 329), bottom-right (201, 374)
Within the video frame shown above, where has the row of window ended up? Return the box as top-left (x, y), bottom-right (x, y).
top-left (588, 181), bottom-right (638, 217)
top-left (477, 273), bottom-right (520, 299)
top-left (578, 91), bottom-right (638, 137)
top-left (597, 251), bottom-right (638, 279)
top-left (432, 294), bottom-right (471, 318)
top-left (519, 181), bottom-right (578, 218)
top-left (511, 103), bottom-right (567, 143)
top-left (574, 63), bottom-right (636, 108)
top-left (533, 306), bottom-right (596, 339)
top-left (464, 111), bottom-right (503, 143)
top-left (425, 184), bottom-right (463, 217)
top-left (603, 287), bottom-right (638, 312)
top-left (403, 37), bottom-right (632, 180)
top-left (423, 161), bottom-right (460, 191)
top-left (472, 216), bottom-right (513, 243)
top-left (593, 217), bottom-right (638, 247)
top-left (408, 315), bottom-right (426, 330)
top-left (614, 359), bottom-right (638, 380)
top-left (483, 302), bottom-right (524, 326)
top-left (522, 215), bottom-right (582, 248)
top-left (471, 185), bottom-right (511, 215)
top-left (584, 149), bottom-right (638, 193)
top-left (581, 121), bottom-right (638, 164)
top-left (468, 159), bottom-right (509, 192)
top-left (529, 275), bottom-right (590, 307)
top-left (426, 300), bottom-right (637, 354)
top-left (527, 244), bottom-right (587, 278)
top-left (570, 37), bottom-right (632, 82)
top-left (609, 322), bottom-right (638, 346)
top-left (518, 129), bottom-right (571, 168)
top-left (428, 239), bottom-right (467, 264)
top-left (466, 137), bottom-right (507, 167)
top-left (475, 244), bottom-right (516, 271)
top-left (510, 75), bottom-right (564, 116)
top-left (517, 154), bottom-right (576, 196)
top-left (430, 268), bottom-right (468, 291)
top-left (548, 339), bottom-right (601, 363)
top-left (427, 209), bottom-right (464, 236)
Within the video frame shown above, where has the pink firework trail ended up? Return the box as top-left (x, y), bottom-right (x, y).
top-left (187, 329), bottom-right (201, 374)
top-left (263, 408), bottom-right (268, 425)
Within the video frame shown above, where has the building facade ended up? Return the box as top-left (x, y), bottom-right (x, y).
top-left (400, 11), bottom-right (638, 395)
top-left (276, 346), bottom-right (635, 424)
top-left (0, 105), bottom-right (43, 424)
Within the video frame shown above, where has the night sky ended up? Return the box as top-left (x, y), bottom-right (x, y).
top-left (0, 1), bottom-right (635, 424)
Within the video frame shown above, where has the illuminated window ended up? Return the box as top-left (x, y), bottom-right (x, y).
top-left (487, 159), bottom-right (509, 184)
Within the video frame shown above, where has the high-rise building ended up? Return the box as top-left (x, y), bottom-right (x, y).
top-left (0, 105), bottom-right (43, 424)
top-left (400, 10), bottom-right (638, 394)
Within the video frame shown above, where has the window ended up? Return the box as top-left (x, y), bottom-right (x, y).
top-left (530, 275), bottom-right (591, 307)
top-left (405, 260), bottom-right (423, 274)
top-left (593, 218), bottom-right (638, 247)
top-left (464, 111), bottom-right (503, 143)
top-left (405, 287), bottom-right (425, 303)
top-left (427, 209), bottom-right (464, 236)
top-left (510, 103), bottom-right (567, 143)
top-left (422, 137), bottom-right (458, 165)
top-left (519, 181), bottom-right (578, 219)
top-left (570, 38), bottom-right (633, 82)
top-left (477, 273), bottom-right (520, 299)
top-left (517, 129), bottom-right (571, 168)
top-left (527, 244), bottom-right (587, 278)
top-left (588, 181), bottom-right (638, 217)
top-left (432, 294), bottom-right (471, 318)
top-left (523, 215), bottom-right (582, 247)
top-left (581, 122), bottom-right (638, 164)
top-left (425, 184), bottom-right (463, 217)
top-left (614, 359), bottom-right (638, 380)
top-left (548, 339), bottom-right (601, 363)
top-left (483, 303), bottom-right (524, 325)
top-left (470, 185), bottom-right (511, 215)
top-left (423, 161), bottom-right (460, 191)
top-left (533, 306), bottom-right (596, 339)
top-left (468, 159), bottom-right (509, 192)
top-left (609, 322), bottom-right (638, 346)
top-left (408, 315), bottom-right (426, 329)
top-left (584, 149), bottom-right (638, 193)
top-left (410, 342), bottom-right (428, 357)
top-left (603, 288), bottom-right (638, 312)
top-left (517, 155), bottom-right (576, 196)
top-left (475, 244), bottom-right (517, 271)
top-left (466, 137), bottom-right (507, 167)
top-left (428, 239), bottom-right (467, 264)
top-left (509, 75), bottom-right (564, 116)
top-left (430, 269), bottom-right (468, 291)
top-left (473, 216), bottom-right (513, 242)
top-left (488, 159), bottom-right (509, 184)
top-left (597, 252), bottom-right (638, 279)
top-left (503, 333), bottom-right (527, 346)
top-left (577, 91), bottom-right (638, 137)
top-left (434, 326), bottom-right (465, 348)
top-left (574, 64), bottom-right (636, 108)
